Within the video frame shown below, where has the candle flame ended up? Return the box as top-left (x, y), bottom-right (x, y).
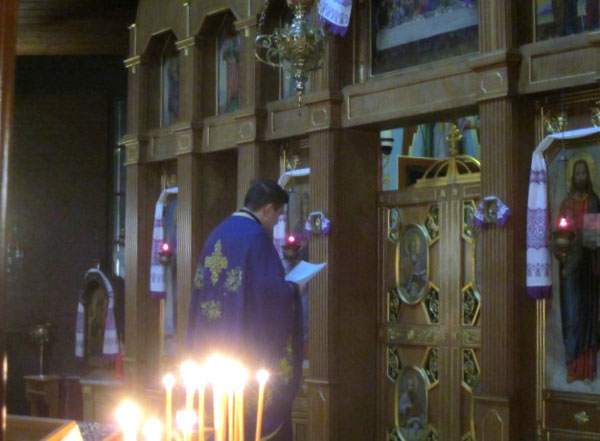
top-left (256, 369), bottom-right (269, 384)
top-left (176, 409), bottom-right (197, 434)
top-left (162, 373), bottom-right (176, 389)
top-left (115, 399), bottom-right (142, 429)
top-left (181, 360), bottom-right (200, 389)
top-left (142, 418), bottom-right (163, 441)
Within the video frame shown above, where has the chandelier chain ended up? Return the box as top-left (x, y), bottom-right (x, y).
top-left (257, 0), bottom-right (271, 34)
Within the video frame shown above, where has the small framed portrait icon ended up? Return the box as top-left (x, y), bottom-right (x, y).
top-left (394, 366), bottom-right (429, 441)
top-left (398, 224), bottom-right (430, 304)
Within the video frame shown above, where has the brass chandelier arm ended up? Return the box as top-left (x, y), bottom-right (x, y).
top-left (253, 0), bottom-right (326, 104)
top-left (255, 34), bottom-right (283, 68)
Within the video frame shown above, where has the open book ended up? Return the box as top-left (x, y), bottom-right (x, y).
top-left (285, 261), bottom-right (327, 285)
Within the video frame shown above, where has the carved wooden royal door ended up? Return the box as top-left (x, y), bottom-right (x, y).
top-left (377, 130), bottom-right (482, 441)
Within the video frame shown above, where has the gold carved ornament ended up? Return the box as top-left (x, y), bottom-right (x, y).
top-left (573, 411), bottom-right (590, 425)
top-left (592, 101), bottom-right (600, 127)
top-left (424, 285), bottom-right (440, 324)
top-left (387, 347), bottom-right (402, 382)
top-left (424, 348), bottom-right (439, 384)
top-left (412, 124), bottom-right (480, 189)
top-left (462, 349), bottom-right (481, 392)
top-left (544, 111), bottom-right (568, 134)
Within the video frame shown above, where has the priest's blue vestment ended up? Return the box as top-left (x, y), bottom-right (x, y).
top-left (186, 210), bottom-right (303, 441)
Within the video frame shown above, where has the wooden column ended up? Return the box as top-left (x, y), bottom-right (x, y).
top-left (307, 132), bottom-right (336, 441)
top-left (475, 98), bottom-right (520, 440)
top-left (174, 35), bottom-right (205, 346)
top-left (176, 153), bottom-right (202, 346)
top-left (124, 162), bottom-right (161, 388)
top-left (474, 2), bottom-right (529, 440)
top-left (237, 144), bottom-right (261, 207)
top-left (308, 128), bottom-right (378, 441)
top-left (0, 0), bottom-right (17, 438)
top-left (123, 56), bottom-right (162, 388)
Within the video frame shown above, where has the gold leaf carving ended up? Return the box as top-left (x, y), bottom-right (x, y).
top-left (388, 326), bottom-right (437, 345)
top-left (574, 411), bottom-right (590, 425)
top-left (462, 329), bottom-right (481, 346)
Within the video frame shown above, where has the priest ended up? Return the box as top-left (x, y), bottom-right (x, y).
top-left (186, 179), bottom-right (303, 441)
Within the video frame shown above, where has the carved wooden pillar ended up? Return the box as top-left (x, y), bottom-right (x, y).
top-left (308, 128), bottom-right (378, 441)
top-left (237, 144), bottom-right (261, 207)
top-left (0, 0), bottom-right (17, 438)
top-left (307, 131), bottom-right (336, 441)
top-left (176, 153), bottom-right (202, 346)
top-left (123, 55), bottom-right (162, 389)
top-left (475, 98), bottom-right (520, 441)
top-left (174, 35), bottom-right (205, 347)
top-left (472, 1), bottom-right (528, 439)
top-left (124, 161), bottom-right (161, 389)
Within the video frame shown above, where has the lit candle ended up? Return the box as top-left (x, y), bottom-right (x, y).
top-left (181, 361), bottom-right (199, 412)
top-left (206, 355), bottom-right (226, 441)
top-left (176, 410), bottom-right (198, 441)
top-left (115, 400), bottom-right (142, 441)
top-left (558, 217), bottom-right (569, 229)
top-left (212, 382), bottom-right (228, 441)
top-left (197, 378), bottom-right (206, 441)
top-left (142, 418), bottom-right (163, 441)
top-left (254, 370), bottom-right (269, 441)
top-left (228, 387), bottom-right (234, 441)
top-left (235, 368), bottom-right (248, 441)
top-left (163, 374), bottom-right (176, 441)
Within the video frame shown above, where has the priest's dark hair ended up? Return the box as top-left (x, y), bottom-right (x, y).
top-left (244, 179), bottom-right (289, 211)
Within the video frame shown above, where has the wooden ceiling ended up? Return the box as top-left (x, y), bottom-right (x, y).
top-left (17, 0), bottom-right (138, 55)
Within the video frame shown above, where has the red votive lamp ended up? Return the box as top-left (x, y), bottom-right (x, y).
top-left (558, 217), bottom-right (569, 230)
top-left (283, 235), bottom-right (300, 262)
top-left (553, 217), bottom-right (575, 262)
top-left (159, 241), bottom-right (172, 265)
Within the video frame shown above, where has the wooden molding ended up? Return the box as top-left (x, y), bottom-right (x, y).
top-left (17, 17), bottom-right (129, 55)
top-left (266, 92), bottom-right (343, 140)
top-left (343, 58), bottom-right (480, 127)
top-left (519, 32), bottom-right (600, 95)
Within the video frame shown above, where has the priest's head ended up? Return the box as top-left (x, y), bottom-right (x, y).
top-left (244, 179), bottom-right (289, 230)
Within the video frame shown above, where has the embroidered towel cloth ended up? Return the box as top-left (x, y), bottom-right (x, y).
top-left (75, 268), bottom-right (119, 357)
top-left (318, 0), bottom-right (353, 36)
top-left (150, 187), bottom-right (178, 299)
top-left (526, 127), bottom-right (600, 299)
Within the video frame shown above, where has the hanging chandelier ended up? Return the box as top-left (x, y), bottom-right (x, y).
top-left (255, 0), bottom-right (327, 106)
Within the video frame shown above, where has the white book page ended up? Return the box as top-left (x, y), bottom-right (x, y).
top-left (285, 261), bottom-right (327, 285)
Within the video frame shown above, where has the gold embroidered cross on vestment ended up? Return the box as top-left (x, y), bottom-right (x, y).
top-left (205, 240), bottom-right (229, 285)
